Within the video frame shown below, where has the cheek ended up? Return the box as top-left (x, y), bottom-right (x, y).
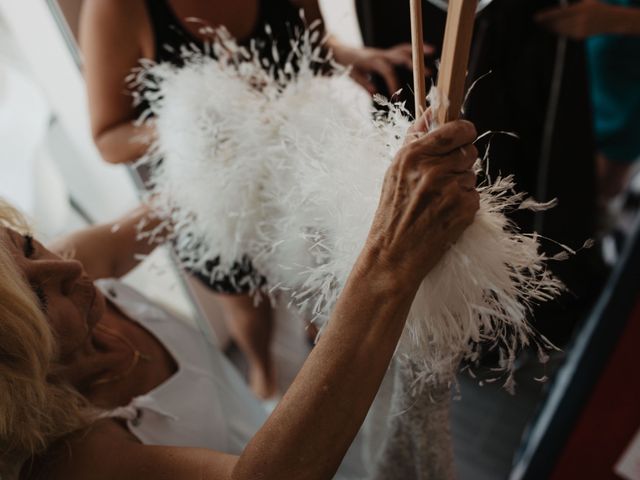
top-left (47, 300), bottom-right (89, 357)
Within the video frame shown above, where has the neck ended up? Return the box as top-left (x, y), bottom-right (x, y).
top-left (72, 303), bottom-right (176, 409)
top-left (58, 305), bottom-right (148, 408)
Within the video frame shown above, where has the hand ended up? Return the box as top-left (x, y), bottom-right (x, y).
top-left (364, 114), bottom-right (479, 288)
top-left (330, 41), bottom-right (435, 96)
top-left (535, 0), bottom-right (624, 39)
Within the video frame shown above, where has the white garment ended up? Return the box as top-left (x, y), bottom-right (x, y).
top-left (98, 279), bottom-right (266, 454)
top-left (98, 279), bottom-right (394, 479)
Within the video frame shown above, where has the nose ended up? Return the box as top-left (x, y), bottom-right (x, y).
top-left (31, 259), bottom-right (84, 295)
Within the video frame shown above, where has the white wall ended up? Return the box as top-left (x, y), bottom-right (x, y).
top-left (319, 0), bottom-right (362, 47)
top-left (0, 0), bottom-right (139, 224)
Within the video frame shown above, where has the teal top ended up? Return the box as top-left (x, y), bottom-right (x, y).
top-left (587, 0), bottom-right (640, 163)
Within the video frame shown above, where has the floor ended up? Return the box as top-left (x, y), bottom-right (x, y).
top-left (451, 356), bottom-right (555, 480)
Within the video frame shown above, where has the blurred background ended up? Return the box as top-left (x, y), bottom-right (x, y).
top-left (0, 1), bottom-right (638, 479)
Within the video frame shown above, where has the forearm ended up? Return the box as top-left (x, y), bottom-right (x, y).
top-left (94, 120), bottom-right (155, 165)
top-left (613, 6), bottom-right (640, 35)
top-left (50, 205), bottom-right (164, 279)
top-left (233, 254), bottom-right (418, 480)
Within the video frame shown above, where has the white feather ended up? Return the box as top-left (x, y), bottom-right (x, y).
top-left (134, 29), bottom-right (564, 387)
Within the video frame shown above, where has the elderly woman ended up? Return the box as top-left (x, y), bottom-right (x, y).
top-left (0, 117), bottom-right (478, 480)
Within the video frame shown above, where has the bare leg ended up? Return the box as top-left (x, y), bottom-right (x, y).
top-left (374, 359), bottom-right (456, 480)
top-left (214, 292), bottom-right (277, 399)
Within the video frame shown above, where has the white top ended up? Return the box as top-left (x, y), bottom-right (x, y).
top-left (97, 279), bottom-right (395, 479)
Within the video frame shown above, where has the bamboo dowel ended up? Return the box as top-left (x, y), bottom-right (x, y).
top-left (435, 0), bottom-right (478, 125)
top-left (410, 0), bottom-right (427, 116)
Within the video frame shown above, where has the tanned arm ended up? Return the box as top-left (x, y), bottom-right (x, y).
top-left (41, 117), bottom-right (478, 480)
top-left (48, 205), bottom-right (164, 280)
top-left (79, 0), bottom-right (155, 164)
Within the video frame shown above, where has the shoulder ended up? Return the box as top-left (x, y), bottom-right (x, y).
top-left (23, 420), bottom-right (138, 480)
top-left (81, 0), bottom-right (147, 23)
top-left (81, 0), bottom-right (147, 21)
top-left (79, 0), bottom-right (155, 74)
top-left (22, 419), bottom-right (239, 480)
top-left (79, 0), bottom-right (149, 47)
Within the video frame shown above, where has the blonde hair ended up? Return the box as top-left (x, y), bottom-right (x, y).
top-left (0, 200), bottom-right (92, 477)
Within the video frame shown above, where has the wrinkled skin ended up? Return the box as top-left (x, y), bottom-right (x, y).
top-left (0, 228), bottom-right (106, 362)
top-left (364, 119), bottom-right (479, 288)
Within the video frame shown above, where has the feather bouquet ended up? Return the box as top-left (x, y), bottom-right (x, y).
top-left (134, 26), bottom-right (564, 389)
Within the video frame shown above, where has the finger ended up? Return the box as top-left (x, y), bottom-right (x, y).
top-left (420, 146), bottom-right (478, 174)
top-left (462, 189), bottom-right (481, 223)
top-left (394, 44), bottom-right (435, 71)
top-left (424, 43), bottom-right (436, 56)
top-left (413, 120), bottom-right (478, 156)
top-left (537, 18), bottom-right (585, 39)
top-left (534, 4), bottom-right (580, 23)
top-left (405, 109), bottom-right (433, 143)
top-left (449, 190), bottom-right (480, 235)
top-left (389, 45), bottom-right (415, 70)
top-left (373, 60), bottom-right (400, 96)
top-left (534, 7), bottom-right (565, 23)
top-left (456, 170), bottom-right (478, 191)
top-left (389, 49), bottom-right (414, 70)
top-left (394, 43), bottom-right (435, 57)
top-left (350, 69), bottom-right (377, 95)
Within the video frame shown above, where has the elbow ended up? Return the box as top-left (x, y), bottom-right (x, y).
top-left (93, 132), bottom-right (131, 165)
top-left (92, 124), bottom-right (150, 165)
top-left (93, 131), bottom-right (127, 164)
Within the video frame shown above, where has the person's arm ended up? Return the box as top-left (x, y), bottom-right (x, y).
top-left (48, 205), bottom-right (164, 280)
top-left (79, 0), bottom-right (155, 164)
top-left (292, 0), bottom-right (434, 95)
top-left (234, 119), bottom-right (478, 479)
top-left (44, 117), bottom-right (479, 480)
top-left (619, 8), bottom-right (640, 35)
top-left (536, 0), bottom-right (640, 39)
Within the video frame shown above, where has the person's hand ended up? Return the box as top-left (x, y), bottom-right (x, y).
top-left (535, 0), bottom-right (624, 39)
top-left (363, 115), bottom-right (479, 288)
top-left (330, 41), bottom-right (435, 96)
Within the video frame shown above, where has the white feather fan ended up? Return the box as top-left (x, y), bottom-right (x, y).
top-left (134, 29), bottom-right (564, 387)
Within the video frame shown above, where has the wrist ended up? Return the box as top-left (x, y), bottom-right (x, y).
top-left (351, 244), bottom-right (422, 301)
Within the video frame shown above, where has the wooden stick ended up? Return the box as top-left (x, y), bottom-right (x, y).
top-left (410, 0), bottom-right (427, 116)
top-left (435, 0), bottom-right (478, 124)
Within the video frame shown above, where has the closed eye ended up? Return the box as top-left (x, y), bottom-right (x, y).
top-left (23, 235), bottom-right (47, 311)
top-left (24, 235), bottom-right (35, 258)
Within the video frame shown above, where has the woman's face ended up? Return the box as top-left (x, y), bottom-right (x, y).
top-left (0, 226), bottom-right (105, 361)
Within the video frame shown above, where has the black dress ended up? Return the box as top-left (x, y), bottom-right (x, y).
top-left (141, 0), bottom-right (304, 294)
top-left (355, 0), bottom-right (609, 346)
top-left (145, 0), bottom-right (304, 67)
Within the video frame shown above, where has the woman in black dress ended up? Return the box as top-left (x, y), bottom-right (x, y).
top-left (80, 0), bottom-right (419, 399)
